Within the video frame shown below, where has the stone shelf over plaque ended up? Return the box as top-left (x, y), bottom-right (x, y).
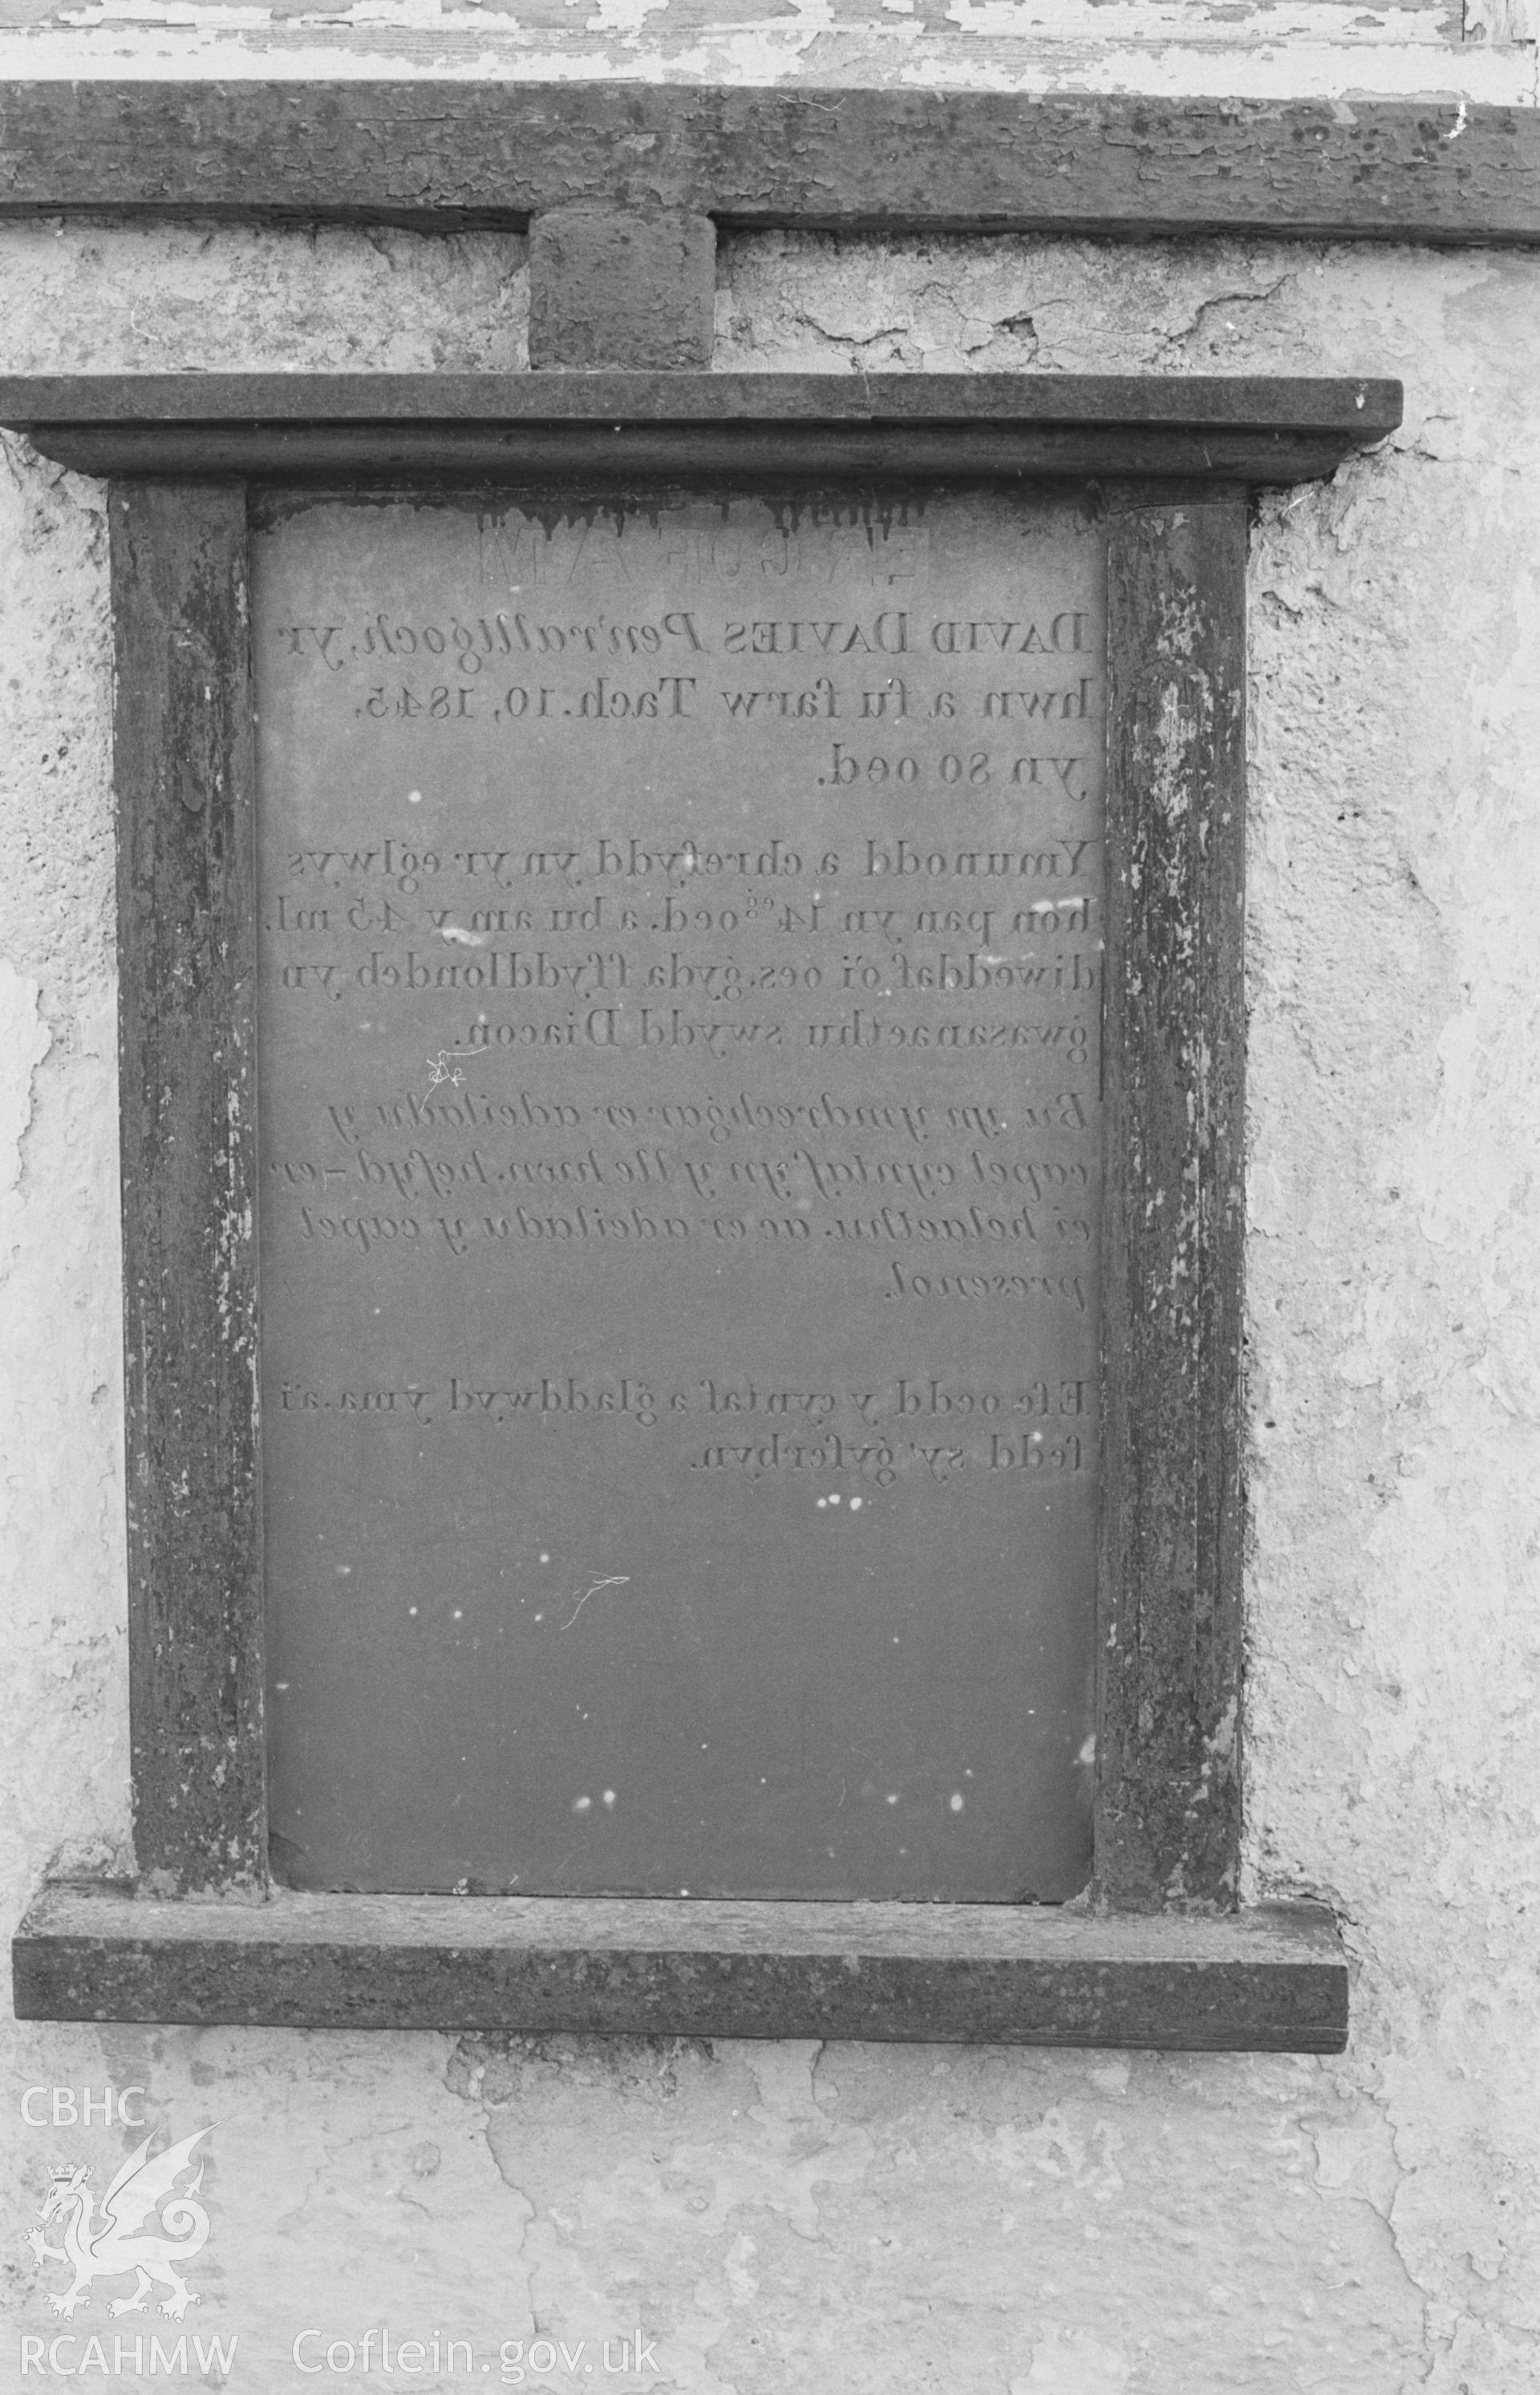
top-left (0, 371), bottom-right (1400, 483)
top-left (6, 372), bottom-right (1396, 2048)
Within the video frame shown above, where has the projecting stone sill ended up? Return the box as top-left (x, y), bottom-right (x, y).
top-left (12, 1886), bottom-right (1347, 2052)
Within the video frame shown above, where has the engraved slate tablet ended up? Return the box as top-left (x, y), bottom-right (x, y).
top-left (254, 491), bottom-right (1104, 1899)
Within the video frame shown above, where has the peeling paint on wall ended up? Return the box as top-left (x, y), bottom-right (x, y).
top-left (1463, 0), bottom-right (1539, 41)
top-left (0, 0), bottom-right (1534, 97)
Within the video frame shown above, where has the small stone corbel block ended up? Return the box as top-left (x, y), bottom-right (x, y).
top-left (529, 205), bottom-right (715, 371)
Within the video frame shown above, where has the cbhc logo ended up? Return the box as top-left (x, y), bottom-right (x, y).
top-left (20, 2088), bottom-right (147, 2126)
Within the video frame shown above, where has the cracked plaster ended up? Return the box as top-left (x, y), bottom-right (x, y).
top-left (0, 224), bottom-right (1537, 2393)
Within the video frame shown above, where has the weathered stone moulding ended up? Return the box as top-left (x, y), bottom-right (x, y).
top-left (0, 85), bottom-right (1533, 244)
top-left (4, 370), bottom-right (1401, 2048)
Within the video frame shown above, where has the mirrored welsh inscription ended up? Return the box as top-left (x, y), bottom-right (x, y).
top-left (254, 491), bottom-right (1104, 1899)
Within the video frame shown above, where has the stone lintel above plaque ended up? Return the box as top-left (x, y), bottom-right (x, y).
top-left (0, 87), bottom-right (1531, 247)
top-left (0, 371), bottom-right (1402, 487)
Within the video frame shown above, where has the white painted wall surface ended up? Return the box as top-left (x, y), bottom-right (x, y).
top-left (0, 0), bottom-right (1533, 100)
top-left (0, 216), bottom-right (1537, 2393)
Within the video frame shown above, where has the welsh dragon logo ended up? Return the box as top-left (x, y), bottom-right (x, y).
top-left (27, 2129), bottom-right (211, 2321)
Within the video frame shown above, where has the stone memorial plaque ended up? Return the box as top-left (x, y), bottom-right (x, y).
top-left (254, 490), bottom-right (1104, 1899)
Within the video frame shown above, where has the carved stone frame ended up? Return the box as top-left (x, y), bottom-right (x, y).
top-left (5, 371), bottom-right (1400, 2048)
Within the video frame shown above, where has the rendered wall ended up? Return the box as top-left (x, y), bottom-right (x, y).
top-left (1, 219), bottom-right (1537, 2393)
top-left (0, 0), bottom-right (1534, 98)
